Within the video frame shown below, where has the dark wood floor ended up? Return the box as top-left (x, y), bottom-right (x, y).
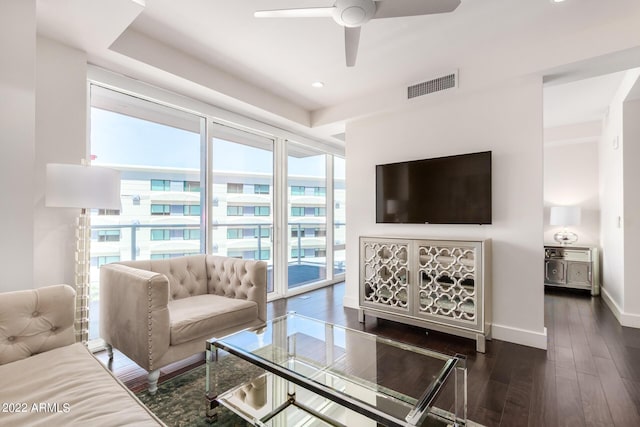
top-left (98, 283), bottom-right (640, 427)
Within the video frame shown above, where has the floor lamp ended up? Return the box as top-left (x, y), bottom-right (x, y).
top-left (45, 163), bottom-right (121, 343)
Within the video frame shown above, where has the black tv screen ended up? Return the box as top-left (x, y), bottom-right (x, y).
top-left (376, 151), bottom-right (492, 224)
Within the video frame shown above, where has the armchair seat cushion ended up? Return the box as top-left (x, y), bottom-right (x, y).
top-left (169, 294), bottom-right (258, 345)
top-left (100, 254), bottom-right (267, 387)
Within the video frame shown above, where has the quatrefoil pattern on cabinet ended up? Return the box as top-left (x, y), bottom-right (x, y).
top-left (362, 242), bottom-right (410, 312)
top-left (359, 237), bottom-right (490, 353)
top-left (417, 245), bottom-right (476, 322)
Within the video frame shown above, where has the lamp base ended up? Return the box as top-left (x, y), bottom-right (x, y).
top-left (553, 230), bottom-right (578, 245)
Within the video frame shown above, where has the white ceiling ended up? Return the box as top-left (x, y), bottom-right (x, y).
top-left (544, 71), bottom-right (627, 129)
top-left (36, 0), bottom-right (640, 144)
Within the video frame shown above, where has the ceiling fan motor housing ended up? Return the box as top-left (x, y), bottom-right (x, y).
top-left (333, 0), bottom-right (377, 27)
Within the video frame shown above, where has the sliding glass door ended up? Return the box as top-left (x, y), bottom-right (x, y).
top-left (287, 142), bottom-right (328, 290)
top-left (334, 156), bottom-right (346, 276)
top-left (89, 85), bottom-right (204, 341)
top-left (210, 124), bottom-right (275, 291)
top-left (89, 84), bottom-right (345, 345)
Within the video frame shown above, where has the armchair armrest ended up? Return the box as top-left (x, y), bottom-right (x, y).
top-left (206, 256), bottom-right (268, 323)
top-left (0, 284), bottom-right (76, 365)
top-left (100, 264), bottom-right (170, 371)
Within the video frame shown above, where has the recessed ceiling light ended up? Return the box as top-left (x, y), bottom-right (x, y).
top-left (311, 81), bottom-right (325, 88)
top-left (551, 0), bottom-right (566, 3)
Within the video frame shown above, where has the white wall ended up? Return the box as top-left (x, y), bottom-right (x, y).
top-left (345, 77), bottom-right (546, 349)
top-left (33, 37), bottom-right (88, 288)
top-left (0, 6), bottom-right (88, 292)
top-left (0, 0), bottom-right (36, 291)
top-left (622, 98), bottom-right (640, 319)
top-left (543, 141), bottom-right (600, 246)
top-left (599, 70), bottom-right (640, 316)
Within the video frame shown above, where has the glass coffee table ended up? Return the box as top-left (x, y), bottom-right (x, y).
top-left (206, 313), bottom-right (467, 427)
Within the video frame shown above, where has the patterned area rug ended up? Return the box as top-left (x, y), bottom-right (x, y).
top-left (136, 356), bottom-right (257, 427)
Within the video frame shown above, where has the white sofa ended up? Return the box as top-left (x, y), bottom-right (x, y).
top-left (0, 285), bottom-right (164, 426)
top-left (100, 254), bottom-right (267, 394)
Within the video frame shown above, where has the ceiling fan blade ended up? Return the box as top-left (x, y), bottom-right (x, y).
top-left (345, 26), bottom-right (361, 67)
top-left (373, 0), bottom-right (461, 19)
top-left (254, 7), bottom-right (334, 19)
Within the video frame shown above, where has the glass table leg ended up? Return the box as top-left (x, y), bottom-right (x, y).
top-left (453, 354), bottom-right (467, 426)
top-left (205, 346), bottom-right (220, 421)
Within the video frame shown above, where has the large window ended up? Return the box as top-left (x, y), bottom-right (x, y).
top-left (287, 142), bottom-right (327, 290)
top-left (89, 85), bottom-right (203, 342)
top-left (334, 156), bottom-right (346, 275)
top-left (210, 124), bottom-right (275, 291)
top-left (89, 83), bottom-right (345, 345)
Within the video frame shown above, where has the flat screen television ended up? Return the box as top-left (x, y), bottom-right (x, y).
top-left (376, 151), bottom-right (492, 224)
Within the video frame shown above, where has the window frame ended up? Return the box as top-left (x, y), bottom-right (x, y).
top-left (151, 204), bottom-right (171, 215)
top-left (88, 77), bottom-right (345, 317)
top-left (151, 179), bottom-right (171, 191)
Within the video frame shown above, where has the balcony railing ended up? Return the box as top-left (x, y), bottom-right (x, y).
top-left (89, 221), bottom-right (346, 265)
top-left (87, 221), bottom-right (345, 341)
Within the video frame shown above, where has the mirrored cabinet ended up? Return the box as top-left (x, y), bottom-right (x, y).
top-left (359, 236), bottom-right (492, 352)
top-left (544, 245), bottom-right (600, 296)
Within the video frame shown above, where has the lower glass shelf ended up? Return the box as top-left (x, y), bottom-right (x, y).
top-left (216, 371), bottom-right (461, 427)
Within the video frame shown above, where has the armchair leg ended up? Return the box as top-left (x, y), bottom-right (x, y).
top-left (148, 369), bottom-right (161, 395)
top-left (105, 344), bottom-right (113, 360)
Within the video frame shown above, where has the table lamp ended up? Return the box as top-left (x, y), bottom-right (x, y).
top-left (550, 206), bottom-right (581, 245)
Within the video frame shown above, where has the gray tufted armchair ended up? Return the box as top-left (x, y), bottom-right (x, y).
top-left (100, 254), bottom-right (267, 394)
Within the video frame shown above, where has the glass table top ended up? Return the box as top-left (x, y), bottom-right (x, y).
top-left (207, 313), bottom-right (466, 427)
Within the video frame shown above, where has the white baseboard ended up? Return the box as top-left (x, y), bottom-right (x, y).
top-left (601, 287), bottom-right (640, 328)
top-left (601, 287), bottom-right (624, 322)
top-left (491, 323), bottom-right (547, 350)
top-left (344, 296), bottom-right (548, 349)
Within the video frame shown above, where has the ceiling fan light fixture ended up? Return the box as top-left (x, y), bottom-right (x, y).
top-left (332, 0), bottom-right (376, 27)
top-left (341, 7), bottom-right (366, 25)
top-left (254, 0), bottom-right (461, 67)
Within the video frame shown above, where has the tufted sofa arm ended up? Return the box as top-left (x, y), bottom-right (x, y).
top-left (205, 255), bottom-right (268, 323)
top-left (0, 284), bottom-right (76, 365)
top-left (100, 264), bottom-right (171, 372)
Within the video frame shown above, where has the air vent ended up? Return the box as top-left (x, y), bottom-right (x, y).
top-left (407, 72), bottom-right (457, 99)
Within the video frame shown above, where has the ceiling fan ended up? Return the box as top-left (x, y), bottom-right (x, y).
top-left (254, 0), bottom-right (461, 67)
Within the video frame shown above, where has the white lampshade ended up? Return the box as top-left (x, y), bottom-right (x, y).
top-left (386, 199), bottom-right (399, 214)
top-left (549, 206), bottom-right (581, 227)
top-left (46, 163), bottom-right (121, 209)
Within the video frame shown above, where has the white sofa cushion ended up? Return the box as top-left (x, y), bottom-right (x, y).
top-left (0, 284), bottom-right (75, 365)
top-left (0, 343), bottom-right (163, 426)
